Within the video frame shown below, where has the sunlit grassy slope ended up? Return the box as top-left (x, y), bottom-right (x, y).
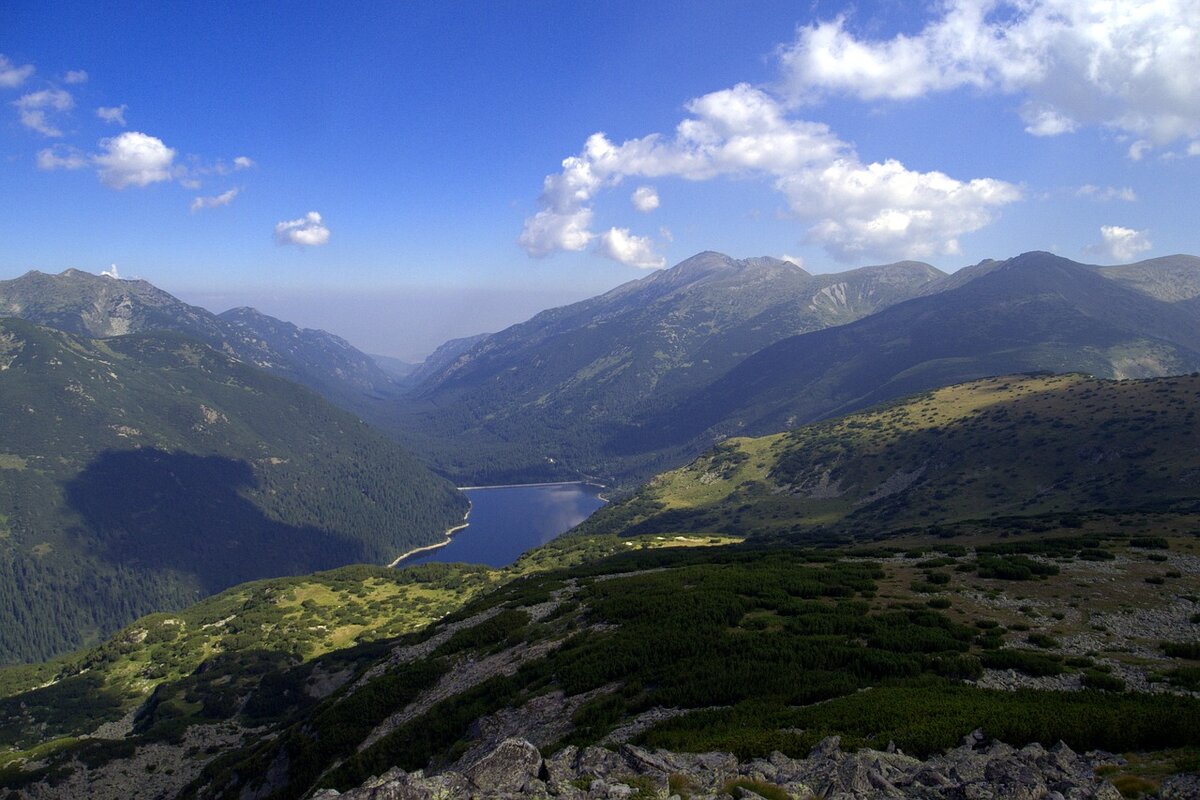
top-left (581, 373), bottom-right (1200, 538)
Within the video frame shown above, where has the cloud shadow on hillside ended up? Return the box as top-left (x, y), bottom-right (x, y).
top-left (64, 448), bottom-right (368, 594)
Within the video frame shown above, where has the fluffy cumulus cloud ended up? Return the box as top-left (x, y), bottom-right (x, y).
top-left (96, 104), bottom-right (127, 125)
top-left (233, 155), bottom-right (255, 169)
top-left (94, 131), bottom-right (176, 188)
top-left (631, 186), bottom-right (660, 212)
top-left (36, 144), bottom-right (87, 170)
top-left (191, 187), bottom-right (239, 212)
top-left (275, 211), bottom-right (330, 247)
top-left (1087, 225), bottom-right (1152, 262)
top-left (779, 0), bottom-right (1200, 153)
top-left (14, 88), bottom-right (74, 136)
top-left (779, 158), bottom-right (1019, 260)
top-left (595, 228), bottom-right (665, 269)
top-left (0, 54), bottom-right (34, 88)
top-left (520, 83), bottom-right (1019, 265)
top-left (63, 70), bottom-right (88, 84)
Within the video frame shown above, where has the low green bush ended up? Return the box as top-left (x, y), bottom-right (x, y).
top-left (980, 650), bottom-right (1064, 677)
top-left (1162, 642), bottom-right (1200, 659)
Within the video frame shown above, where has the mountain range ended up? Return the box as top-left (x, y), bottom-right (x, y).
top-left (382, 252), bottom-right (945, 483)
top-left (384, 250), bottom-right (1200, 486)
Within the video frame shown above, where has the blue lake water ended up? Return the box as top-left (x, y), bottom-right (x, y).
top-left (396, 482), bottom-right (606, 569)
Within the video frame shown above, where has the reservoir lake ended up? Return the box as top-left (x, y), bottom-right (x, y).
top-left (395, 482), bottom-right (606, 569)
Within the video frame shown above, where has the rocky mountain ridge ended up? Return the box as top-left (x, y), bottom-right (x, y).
top-left (314, 734), bottom-right (1199, 800)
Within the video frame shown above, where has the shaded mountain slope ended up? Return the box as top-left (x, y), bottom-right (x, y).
top-left (0, 269), bottom-right (396, 406)
top-left (0, 319), bottom-right (466, 664)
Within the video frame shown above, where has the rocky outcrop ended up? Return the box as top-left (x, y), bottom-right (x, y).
top-left (312, 731), bottom-right (1172, 799)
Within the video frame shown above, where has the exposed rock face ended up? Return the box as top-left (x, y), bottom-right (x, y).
top-left (312, 733), bottom-right (1161, 799)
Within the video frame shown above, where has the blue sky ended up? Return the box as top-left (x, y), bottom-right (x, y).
top-left (3, 2), bottom-right (1198, 359)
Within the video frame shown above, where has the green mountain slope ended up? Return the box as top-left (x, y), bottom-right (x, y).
top-left (0, 319), bottom-right (466, 664)
top-left (0, 269), bottom-right (396, 407)
top-left (383, 252), bottom-right (942, 483)
top-left (628, 252), bottom-right (1200, 457)
top-left (584, 373), bottom-right (1200, 538)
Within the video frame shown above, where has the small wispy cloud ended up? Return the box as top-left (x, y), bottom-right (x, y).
top-left (1127, 141), bottom-right (1152, 161)
top-left (96, 104), bottom-right (127, 125)
top-left (233, 156), bottom-right (254, 170)
top-left (36, 144), bottom-right (87, 171)
top-left (191, 187), bottom-right (239, 212)
top-left (63, 70), bottom-right (88, 85)
top-left (0, 54), bottom-right (34, 88)
top-left (1076, 185), bottom-right (1137, 202)
top-left (275, 211), bottom-right (330, 247)
top-left (14, 88), bottom-right (74, 136)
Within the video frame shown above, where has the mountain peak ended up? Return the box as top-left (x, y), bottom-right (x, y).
top-left (645, 251), bottom-right (809, 291)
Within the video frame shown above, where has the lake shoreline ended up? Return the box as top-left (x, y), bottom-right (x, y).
top-left (388, 481), bottom-right (606, 569)
top-left (388, 508), bottom-right (472, 568)
top-left (455, 480), bottom-right (607, 491)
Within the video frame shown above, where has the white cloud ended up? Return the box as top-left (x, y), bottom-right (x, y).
top-left (14, 88), bottom-right (74, 136)
top-left (1022, 105), bottom-right (1077, 137)
top-left (1087, 225), bottom-right (1152, 262)
top-left (275, 211), bottom-right (330, 247)
top-left (779, 1), bottom-right (1200, 151)
top-left (233, 155), bottom-right (255, 170)
top-left (1076, 185), bottom-right (1136, 202)
top-left (1189, 141), bottom-right (1200, 157)
top-left (0, 54), bottom-right (34, 88)
top-left (780, 253), bottom-right (805, 269)
top-left (101, 264), bottom-right (119, 279)
top-left (96, 104), bottom-right (127, 125)
top-left (779, 158), bottom-right (1019, 260)
top-left (63, 70), bottom-right (88, 84)
top-left (518, 207), bottom-right (594, 257)
top-left (520, 83), bottom-right (1018, 264)
top-left (595, 228), bottom-right (665, 269)
top-left (631, 185), bottom-right (660, 212)
top-left (94, 131), bottom-right (176, 188)
top-left (191, 187), bottom-right (239, 212)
